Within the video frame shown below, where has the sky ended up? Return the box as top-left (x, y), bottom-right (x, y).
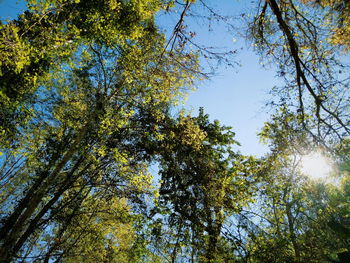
top-left (158, 0), bottom-right (282, 156)
top-left (0, 0), bottom-right (282, 157)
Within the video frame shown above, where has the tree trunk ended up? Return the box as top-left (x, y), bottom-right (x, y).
top-left (0, 130), bottom-right (86, 262)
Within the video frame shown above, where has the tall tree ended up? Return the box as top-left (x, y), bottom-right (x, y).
top-left (242, 110), bottom-right (350, 263)
top-left (248, 0), bottom-right (350, 143)
top-left (0, 1), bottom-right (199, 261)
top-left (151, 109), bottom-right (259, 262)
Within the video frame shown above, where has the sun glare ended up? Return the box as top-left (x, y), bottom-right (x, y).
top-left (300, 151), bottom-right (333, 180)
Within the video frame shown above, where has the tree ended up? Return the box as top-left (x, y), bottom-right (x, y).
top-left (242, 111), bottom-right (350, 263)
top-left (151, 109), bottom-right (259, 262)
top-left (0, 0), bottom-right (192, 146)
top-left (2, 1), bottom-right (350, 262)
top-left (0, 1), bottom-right (199, 261)
top-left (300, 0), bottom-right (350, 49)
top-left (248, 0), bottom-right (350, 144)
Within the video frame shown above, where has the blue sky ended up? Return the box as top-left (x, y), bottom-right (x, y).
top-left (0, 0), bottom-right (280, 156)
top-left (0, 0), bottom-right (26, 21)
top-left (158, 0), bottom-right (282, 156)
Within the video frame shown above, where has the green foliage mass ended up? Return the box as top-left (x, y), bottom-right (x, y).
top-left (1, 0), bottom-right (350, 262)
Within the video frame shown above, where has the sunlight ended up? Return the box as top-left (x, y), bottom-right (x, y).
top-left (299, 151), bottom-right (333, 179)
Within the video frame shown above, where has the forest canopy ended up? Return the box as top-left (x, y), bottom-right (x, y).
top-left (0, 0), bottom-right (350, 262)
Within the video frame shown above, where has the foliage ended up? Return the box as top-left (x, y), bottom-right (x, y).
top-left (0, 0), bottom-right (199, 262)
top-left (248, 0), bottom-right (350, 144)
top-left (0, 0), bottom-right (175, 146)
top-left (300, 0), bottom-right (350, 49)
top-left (150, 109), bottom-right (259, 262)
top-left (1, 0), bottom-right (350, 262)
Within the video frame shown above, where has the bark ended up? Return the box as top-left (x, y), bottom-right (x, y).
top-left (11, 159), bottom-right (91, 258)
top-left (0, 127), bottom-right (87, 262)
top-left (286, 201), bottom-right (301, 263)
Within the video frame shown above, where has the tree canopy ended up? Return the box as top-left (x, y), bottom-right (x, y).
top-left (1, 0), bottom-right (350, 262)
